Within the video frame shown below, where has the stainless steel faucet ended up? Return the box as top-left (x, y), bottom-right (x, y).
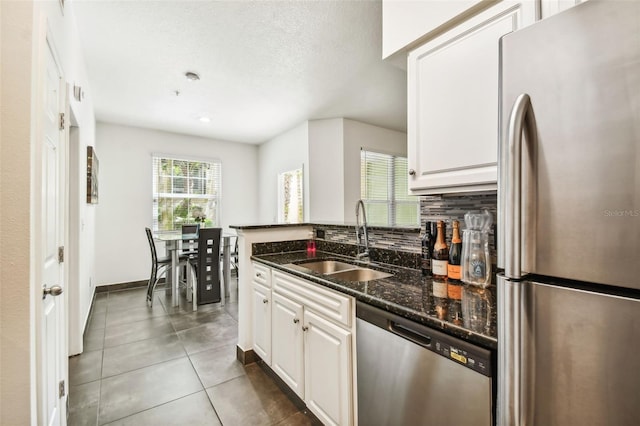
top-left (355, 199), bottom-right (370, 260)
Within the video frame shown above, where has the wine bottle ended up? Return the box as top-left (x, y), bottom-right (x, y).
top-left (431, 221), bottom-right (449, 280)
top-left (429, 222), bottom-right (437, 258)
top-left (447, 220), bottom-right (462, 283)
top-left (421, 221), bottom-right (433, 276)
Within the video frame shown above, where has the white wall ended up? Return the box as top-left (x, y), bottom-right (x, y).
top-left (308, 119), bottom-right (345, 222)
top-left (95, 123), bottom-right (259, 286)
top-left (257, 118), bottom-right (407, 223)
top-left (1, 2), bottom-right (35, 423)
top-left (257, 122), bottom-right (310, 223)
top-left (0, 0), bottom-right (98, 422)
top-left (343, 119), bottom-right (407, 221)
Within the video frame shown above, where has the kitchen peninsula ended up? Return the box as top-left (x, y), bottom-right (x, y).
top-left (230, 222), bottom-right (497, 425)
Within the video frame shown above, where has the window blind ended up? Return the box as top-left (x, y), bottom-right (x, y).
top-left (152, 155), bottom-right (222, 232)
top-left (360, 149), bottom-right (419, 226)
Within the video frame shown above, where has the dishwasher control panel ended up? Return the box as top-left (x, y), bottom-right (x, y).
top-left (434, 338), bottom-right (491, 376)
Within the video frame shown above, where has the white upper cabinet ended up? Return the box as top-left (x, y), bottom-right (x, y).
top-left (407, 1), bottom-right (537, 195)
top-left (383, 0), bottom-right (485, 63)
top-left (540, 0), bottom-right (587, 19)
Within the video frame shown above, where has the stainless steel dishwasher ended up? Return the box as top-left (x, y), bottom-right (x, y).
top-left (356, 302), bottom-right (493, 426)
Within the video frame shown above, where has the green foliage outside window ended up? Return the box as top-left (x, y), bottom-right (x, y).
top-left (153, 156), bottom-right (221, 231)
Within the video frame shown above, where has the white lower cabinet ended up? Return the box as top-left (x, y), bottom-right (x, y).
top-left (252, 281), bottom-right (272, 364)
top-left (303, 309), bottom-right (353, 426)
top-left (272, 293), bottom-right (305, 398)
top-left (269, 270), bottom-right (355, 426)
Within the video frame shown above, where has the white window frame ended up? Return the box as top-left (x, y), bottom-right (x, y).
top-left (152, 153), bottom-right (222, 232)
top-left (277, 166), bottom-right (304, 223)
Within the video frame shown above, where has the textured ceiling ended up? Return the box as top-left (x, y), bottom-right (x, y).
top-left (73, 0), bottom-right (407, 144)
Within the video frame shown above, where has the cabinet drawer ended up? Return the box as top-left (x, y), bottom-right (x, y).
top-left (252, 262), bottom-right (271, 288)
top-left (273, 271), bottom-right (352, 328)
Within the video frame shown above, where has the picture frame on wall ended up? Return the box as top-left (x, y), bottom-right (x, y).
top-left (87, 146), bottom-right (99, 204)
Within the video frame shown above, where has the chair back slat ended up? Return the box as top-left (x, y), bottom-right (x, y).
top-left (181, 224), bottom-right (199, 254)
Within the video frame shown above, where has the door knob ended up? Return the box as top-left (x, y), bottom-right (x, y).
top-left (42, 284), bottom-right (63, 299)
top-left (262, 298), bottom-right (268, 304)
top-left (293, 318), bottom-right (300, 324)
top-left (409, 169), bottom-right (416, 176)
top-left (302, 326), bottom-right (309, 332)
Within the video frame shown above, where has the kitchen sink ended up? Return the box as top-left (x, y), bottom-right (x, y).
top-left (296, 260), bottom-right (356, 274)
top-left (289, 259), bottom-right (394, 282)
top-left (329, 268), bottom-right (393, 282)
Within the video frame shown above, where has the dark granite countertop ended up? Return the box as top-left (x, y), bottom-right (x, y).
top-left (231, 222), bottom-right (420, 232)
top-left (251, 250), bottom-right (497, 350)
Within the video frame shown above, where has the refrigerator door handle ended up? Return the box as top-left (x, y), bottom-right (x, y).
top-left (504, 93), bottom-right (537, 280)
top-left (498, 275), bottom-right (535, 426)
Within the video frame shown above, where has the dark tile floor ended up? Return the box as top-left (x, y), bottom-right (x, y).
top-left (68, 283), bottom-right (318, 426)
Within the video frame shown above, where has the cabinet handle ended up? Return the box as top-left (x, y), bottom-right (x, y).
top-left (293, 318), bottom-right (300, 324)
top-left (262, 298), bottom-right (268, 304)
top-left (302, 326), bottom-right (309, 332)
top-left (256, 272), bottom-right (263, 278)
top-left (409, 169), bottom-right (416, 176)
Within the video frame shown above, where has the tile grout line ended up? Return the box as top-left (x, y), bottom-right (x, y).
top-left (185, 349), bottom-right (224, 425)
top-left (72, 286), bottom-right (247, 426)
top-left (98, 389), bottom-right (206, 426)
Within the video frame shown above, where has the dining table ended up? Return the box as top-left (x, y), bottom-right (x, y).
top-left (155, 230), bottom-right (235, 307)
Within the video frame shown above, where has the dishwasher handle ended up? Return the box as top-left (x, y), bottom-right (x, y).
top-left (388, 321), bottom-right (432, 348)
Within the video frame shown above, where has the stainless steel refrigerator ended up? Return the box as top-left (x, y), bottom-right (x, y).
top-left (497, 1), bottom-right (640, 425)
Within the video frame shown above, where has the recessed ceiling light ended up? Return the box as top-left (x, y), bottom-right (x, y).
top-left (199, 116), bottom-right (211, 123)
top-left (185, 71), bottom-right (200, 81)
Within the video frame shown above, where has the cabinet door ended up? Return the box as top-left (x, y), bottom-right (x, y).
top-left (408, 1), bottom-right (536, 194)
top-left (540, 0), bottom-right (587, 19)
top-left (304, 309), bottom-right (353, 426)
top-left (272, 293), bottom-right (305, 398)
top-left (252, 282), bottom-right (272, 364)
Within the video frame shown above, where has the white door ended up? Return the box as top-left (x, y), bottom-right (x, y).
top-left (304, 309), bottom-right (353, 426)
top-left (271, 293), bottom-right (304, 398)
top-left (39, 41), bottom-right (67, 426)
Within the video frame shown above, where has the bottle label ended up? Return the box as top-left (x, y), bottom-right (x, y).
top-left (447, 264), bottom-right (461, 280)
top-left (447, 283), bottom-right (462, 300)
top-left (433, 280), bottom-right (448, 298)
top-left (470, 259), bottom-right (486, 278)
top-left (432, 259), bottom-right (448, 276)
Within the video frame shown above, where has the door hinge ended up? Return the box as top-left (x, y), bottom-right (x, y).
top-left (59, 380), bottom-right (65, 398)
top-left (58, 246), bottom-right (64, 263)
top-left (59, 112), bottom-right (65, 130)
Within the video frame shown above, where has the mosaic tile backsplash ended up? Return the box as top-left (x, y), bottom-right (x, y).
top-left (315, 192), bottom-right (498, 264)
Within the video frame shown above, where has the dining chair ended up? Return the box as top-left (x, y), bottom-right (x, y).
top-left (187, 227), bottom-right (223, 308)
top-left (145, 228), bottom-right (177, 306)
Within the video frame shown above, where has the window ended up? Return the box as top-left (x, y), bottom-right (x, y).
top-left (278, 167), bottom-right (304, 223)
top-left (360, 149), bottom-right (419, 226)
top-left (152, 155), bottom-right (222, 232)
